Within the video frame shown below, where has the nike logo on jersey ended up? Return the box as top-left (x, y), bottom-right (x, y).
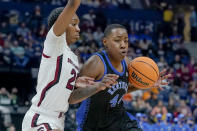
top-left (68, 58), bottom-right (79, 71)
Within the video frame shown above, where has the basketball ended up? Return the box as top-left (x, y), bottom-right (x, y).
top-left (128, 57), bottom-right (159, 89)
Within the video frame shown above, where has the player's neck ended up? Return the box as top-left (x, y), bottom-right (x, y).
top-left (107, 53), bottom-right (122, 69)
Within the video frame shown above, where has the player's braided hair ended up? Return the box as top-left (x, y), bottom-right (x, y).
top-left (48, 7), bottom-right (64, 29)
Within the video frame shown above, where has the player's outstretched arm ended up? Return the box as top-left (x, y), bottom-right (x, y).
top-left (53, 0), bottom-right (81, 36)
top-left (68, 55), bottom-right (118, 104)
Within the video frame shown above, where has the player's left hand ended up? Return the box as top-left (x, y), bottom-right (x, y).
top-left (75, 76), bottom-right (95, 88)
top-left (151, 69), bottom-right (172, 90)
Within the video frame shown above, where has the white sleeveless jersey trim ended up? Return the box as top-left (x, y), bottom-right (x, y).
top-left (31, 26), bottom-right (79, 113)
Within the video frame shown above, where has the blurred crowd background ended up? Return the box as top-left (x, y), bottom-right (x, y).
top-left (0, 0), bottom-right (197, 131)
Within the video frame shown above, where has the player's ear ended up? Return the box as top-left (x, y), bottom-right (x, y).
top-left (102, 37), bottom-right (107, 47)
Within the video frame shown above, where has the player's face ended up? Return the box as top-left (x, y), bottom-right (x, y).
top-left (103, 28), bottom-right (128, 61)
top-left (66, 14), bottom-right (80, 45)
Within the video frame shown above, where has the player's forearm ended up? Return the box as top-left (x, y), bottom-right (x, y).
top-left (53, 0), bottom-right (81, 36)
top-left (68, 84), bottom-right (102, 104)
top-left (68, 0), bottom-right (81, 7)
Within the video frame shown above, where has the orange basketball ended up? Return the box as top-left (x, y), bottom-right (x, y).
top-left (128, 57), bottom-right (159, 89)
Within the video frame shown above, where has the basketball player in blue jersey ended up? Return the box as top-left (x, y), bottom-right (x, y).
top-left (75, 24), bottom-right (171, 131)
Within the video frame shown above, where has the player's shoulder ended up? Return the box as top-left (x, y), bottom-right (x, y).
top-left (85, 54), bottom-right (103, 67)
top-left (80, 54), bottom-right (104, 77)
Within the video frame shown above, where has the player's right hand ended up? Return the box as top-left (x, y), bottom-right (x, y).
top-left (75, 76), bottom-right (95, 88)
top-left (97, 74), bottom-right (119, 90)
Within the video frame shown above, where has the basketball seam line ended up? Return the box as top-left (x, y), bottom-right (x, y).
top-left (135, 60), bottom-right (159, 77)
top-left (129, 64), bottom-right (156, 82)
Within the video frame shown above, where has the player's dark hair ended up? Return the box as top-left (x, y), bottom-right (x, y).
top-left (48, 7), bottom-right (64, 29)
top-left (104, 24), bottom-right (127, 37)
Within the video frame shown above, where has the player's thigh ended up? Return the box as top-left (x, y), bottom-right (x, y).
top-left (51, 130), bottom-right (62, 131)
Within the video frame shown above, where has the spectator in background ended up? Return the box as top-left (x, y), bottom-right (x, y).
top-left (139, 39), bottom-right (150, 56)
top-left (157, 57), bottom-right (168, 71)
top-left (30, 5), bottom-right (43, 32)
top-left (167, 97), bottom-right (176, 114)
top-left (36, 24), bottom-right (48, 39)
top-left (190, 6), bottom-right (197, 42)
top-left (2, 46), bottom-right (12, 66)
top-left (177, 100), bottom-right (192, 118)
top-left (173, 54), bottom-right (182, 70)
top-left (157, 44), bottom-right (165, 57)
top-left (82, 28), bottom-right (94, 42)
top-left (141, 114), bottom-right (152, 131)
top-left (179, 64), bottom-right (193, 84)
top-left (32, 41), bottom-right (42, 67)
top-left (183, 8), bottom-right (192, 42)
top-left (0, 33), bottom-right (5, 47)
top-left (16, 22), bottom-right (29, 37)
top-left (151, 100), bottom-right (168, 119)
top-left (192, 63), bottom-right (197, 81)
top-left (193, 102), bottom-right (197, 123)
top-left (139, 30), bottom-right (152, 43)
top-left (147, 92), bottom-right (158, 107)
top-left (173, 114), bottom-right (190, 131)
top-left (7, 124), bottom-right (16, 131)
top-left (163, 5), bottom-right (174, 22)
top-left (189, 93), bottom-right (197, 110)
top-left (132, 96), bottom-right (148, 113)
top-left (152, 114), bottom-right (166, 131)
top-left (187, 56), bottom-right (196, 73)
top-left (163, 113), bottom-right (173, 130)
top-left (157, 32), bottom-right (167, 45)
top-left (10, 87), bottom-right (18, 106)
top-left (163, 5), bottom-right (174, 36)
top-left (93, 27), bottom-right (104, 47)
top-left (0, 45), bottom-right (4, 65)
top-left (0, 87), bottom-right (12, 128)
top-left (0, 22), bottom-right (10, 35)
top-left (129, 30), bottom-right (139, 45)
top-left (187, 117), bottom-right (197, 130)
top-left (170, 31), bottom-right (182, 43)
top-left (82, 9), bottom-right (96, 30)
top-left (11, 40), bottom-right (29, 68)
